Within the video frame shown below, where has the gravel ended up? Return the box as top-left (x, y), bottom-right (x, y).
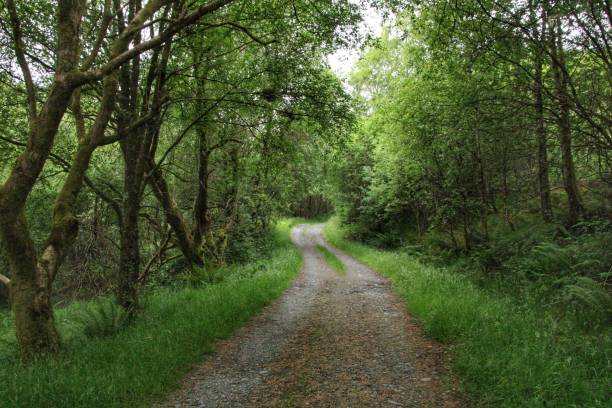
top-left (160, 224), bottom-right (464, 408)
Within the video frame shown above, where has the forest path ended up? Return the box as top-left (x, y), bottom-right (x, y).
top-left (162, 224), bottom-right (463, 408)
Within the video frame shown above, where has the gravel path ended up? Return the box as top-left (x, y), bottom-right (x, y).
top-left (161, 224), bottom-right (464, 408)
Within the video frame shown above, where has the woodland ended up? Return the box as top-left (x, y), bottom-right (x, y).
top-left (0, 0), bottom-right (610, 407)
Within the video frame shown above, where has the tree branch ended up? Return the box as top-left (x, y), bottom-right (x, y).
top-left (208, 137), bottom-right (243, 153)
top-left (81, 0), bottom-right (113, 70)
top-left (139, 228), bottom-right (172, 283)
top-left (202, 22), bottom-right (276, 45)
top-left (6, 0), bottom-right (37, 119)
top-left (83, 177), bottom-right (123, 226)
top-left (77, 0), bottom-right (235, 85)
top-left (98, 107), bottom-right (161, 146)
top-left (148, 91), bottom-right (232, 175)
top-left (0, 134), bottom-right (123, 223)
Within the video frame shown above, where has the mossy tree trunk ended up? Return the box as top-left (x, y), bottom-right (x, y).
top-left (1, 0), bottom-right (234, 355)
top-left (114, 1), bottom-right (175, 310)
top-left (0, 0), bottom-right (212, 356)
top-left (4, 215), bottom-right (61, 356)
top-left (148, 163), bottom-right (206, 267)
top-left (0, 0), bottom-right (86, 357)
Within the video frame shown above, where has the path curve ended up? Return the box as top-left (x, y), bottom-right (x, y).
top-left (162, 224), bottom-right (463, 408)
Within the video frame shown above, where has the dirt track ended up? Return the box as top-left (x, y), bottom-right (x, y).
top-left (162, 224), bottom-right (463, 408)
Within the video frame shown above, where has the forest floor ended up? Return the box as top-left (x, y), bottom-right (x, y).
top-left (161, 224), bottom-right (464, 408)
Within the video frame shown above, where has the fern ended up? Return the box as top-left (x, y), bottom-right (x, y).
top-left (182, 265), bottom-right (226, 287)
top-left (77, 300), bottom-right (129, 338)
top-left (531, 242), bottom-right (574, 272)
top-left (561, 277), bottom-right (612, 326)
top-left (564, 277), bottom-right (611, 310)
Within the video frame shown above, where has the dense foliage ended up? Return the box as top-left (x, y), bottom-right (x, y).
top-left (329, 3), bottom-right (611, 404)
top-left (0, 0), bottom-right (358, 356)
top-left (0, 0), bottom-right (609, 406)
top-left (333, 0), bottom-right (611, 321)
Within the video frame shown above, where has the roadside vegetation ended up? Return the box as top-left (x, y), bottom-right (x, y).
top-left (328, 2), bottom-right (611, 406)
top-left (325, 217), bottom-right (611, 407)
top-left (0, 1), bottom-right (609, 407)
top-left (0, 220), bottom-right (301, 408)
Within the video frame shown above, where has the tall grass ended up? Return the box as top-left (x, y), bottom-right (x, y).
top-left (325, 217), bottom-right (611, 408)
top-left (0, 219), bottom-right (301, 408)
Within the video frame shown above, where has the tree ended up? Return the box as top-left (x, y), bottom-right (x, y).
top-left (0, 0), bottom-right (234, 357)
top-left (334, 0), bottom-right (610, 252)
top-left (0, 0), bottom-right (360, 356)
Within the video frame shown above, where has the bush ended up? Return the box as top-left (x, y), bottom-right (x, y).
top-left (438, 219), bottom-right (612, 327)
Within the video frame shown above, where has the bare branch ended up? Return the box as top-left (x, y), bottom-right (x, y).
top-left (208, 137), bottom-right (243, 153)
top-left (149, 91), bottom-right (232, 174)
top-left (139, 229), bottom-right (172, 283)
top-left (98, 107), bottom-right (161, 146)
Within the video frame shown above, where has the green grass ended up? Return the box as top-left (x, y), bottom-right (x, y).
top-left (324, 216), bottom-right (611, 408)
top-left (0, 219), bottom-right (301, 408)
top-left (316, 244), bottom-right (346, 275)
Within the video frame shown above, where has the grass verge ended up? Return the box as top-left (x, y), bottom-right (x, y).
top-left (316, 244), bottom-right (346, 275)
top-left (324, 216), bottom-right (611, 408)
top-left (0, 219), bottom-right (301, 408)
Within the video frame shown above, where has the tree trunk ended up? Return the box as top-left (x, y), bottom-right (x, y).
top-left (138, 43), bottom-right (206, 268)
top-left (533, 3), bottom-right (553, 222)
top-left (477, 152), bottom-right (489, 239)
top-left (192, 128), bottom-right (210, 248)
top-left (4, 215), bottom-right (61, 357)
top-left (1, 0), bottom-right (229, 356)
top-left (116, 43), bottom-right (143, 311)
top-left (0, 84), bottom-right (82, 351)
top-left (2, 137), bottom-right (96, 357)
top-left (535, 65), bottom-right (553, 221)
top-left (550, 17), bottom-right (583, 225)
top-left (191, 43), bottom-right (211, 250)
top-left (117, 201), bottom-right (141, 311)
top-left (148, 162), bottom-right (205, 267)
top-left (114, 0), bottom-right (165, 309)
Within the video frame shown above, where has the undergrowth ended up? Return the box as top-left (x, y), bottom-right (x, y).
top-left (0, 219), bottom-right (301, 408)
top-left (77, 299), bottom-right (130, 339)
top-left (445, 219), bottom-right (612, 329)
top-left (325, 216), bottom-right (611, 408)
